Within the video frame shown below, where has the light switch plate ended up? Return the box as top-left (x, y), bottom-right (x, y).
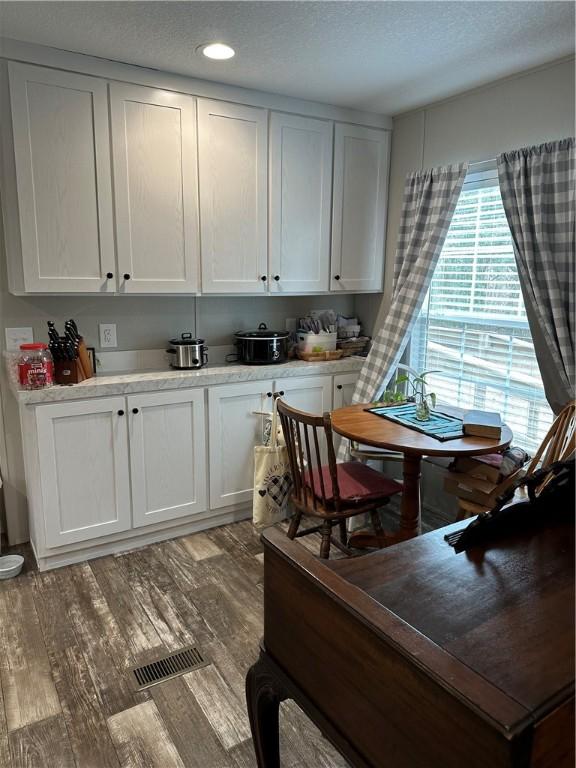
top-left (99, 323), bottom-right (117, 349)
top-left (5, 327), bottom-right (34, 351)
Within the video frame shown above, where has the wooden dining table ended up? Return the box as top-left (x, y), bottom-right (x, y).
top-left (331, 403), bottom-right (513, 547)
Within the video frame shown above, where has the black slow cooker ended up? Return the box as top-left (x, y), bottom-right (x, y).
top-left (233, 323), bottom-right (290, 364)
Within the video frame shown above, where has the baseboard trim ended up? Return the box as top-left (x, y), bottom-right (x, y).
top-left (34, 506), bottom-right (252, 571)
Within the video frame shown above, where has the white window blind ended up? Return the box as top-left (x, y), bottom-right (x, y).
top-left (410, 173), bottom-right (552, 454)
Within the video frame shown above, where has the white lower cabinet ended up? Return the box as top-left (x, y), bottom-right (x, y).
top-left (333, 372), bottom-right (358, 409)
top-left (36, 397), bottom-right (132, 548)
top-left (208, 380), bottom-right (274, 510)
top-left (27, 371), bottom-right (356, 567)
top-left (128, 390), bottom-right (207, 528)
top-left (35, 390), bottom-right (208, 551)
top-left (207, 375), bottom-right (333, 512)
top-left (276, 375), bottom-right (333, 414)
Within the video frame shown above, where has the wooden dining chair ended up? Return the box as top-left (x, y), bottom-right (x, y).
top-left (276, 398), bottom-right (403, 558)
top-left (448, 400), bottom-right (576, 519)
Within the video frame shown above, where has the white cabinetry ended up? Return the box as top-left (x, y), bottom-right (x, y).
top-left (198, 99), bottom-right (268, 293)
top-left (331, 124), bottom-right (390, 292)
top-left (34, 390), bottom-right (208, 550)
top-left (110, 83), bottom-right (199, 293)
top-left (21, 367), bottom-right (361, 569)
top-left (208, 375), bottom-right (333, 511)
top-left (36, 397), bottom-right (131, 548)
top-left (7, 63), bottom-right (115, 293)
top-left (333, 372), bottom-right (358, 409)
top-left (269, 113), bottom-right (332, 294)
top-left (276, 375), bottom-right (333, 414)
top-left (208, 380), bottom-right (274, 509)
top-left (128, 390), bottom-right (207, 527)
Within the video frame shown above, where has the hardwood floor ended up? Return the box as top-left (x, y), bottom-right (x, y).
top-left (0, 506), bottom-right (452, 768)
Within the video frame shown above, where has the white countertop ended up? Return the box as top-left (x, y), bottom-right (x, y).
top-left (14, 356), bottom-right (365, 405)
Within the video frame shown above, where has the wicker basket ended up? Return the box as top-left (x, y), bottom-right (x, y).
top-left (337, 336), bottom-right (370, 357)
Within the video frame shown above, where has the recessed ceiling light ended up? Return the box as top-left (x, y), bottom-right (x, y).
top-left (199, 43), bottom-right (235, 61)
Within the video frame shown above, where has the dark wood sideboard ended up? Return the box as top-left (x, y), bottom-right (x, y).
top-left (246, 520), bottom-right (575, 768)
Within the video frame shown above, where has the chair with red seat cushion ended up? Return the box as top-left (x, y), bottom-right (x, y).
top-left (276, 398), bottom-right (403, 558)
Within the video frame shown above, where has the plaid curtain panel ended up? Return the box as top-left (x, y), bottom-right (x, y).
top-left (349, 163), bottom-right (468, 408)
top-left (497, 138), bottom-right (575, 412)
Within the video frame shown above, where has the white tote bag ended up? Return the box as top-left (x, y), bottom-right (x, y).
top-left (253, 398), bottom-right (292, 530)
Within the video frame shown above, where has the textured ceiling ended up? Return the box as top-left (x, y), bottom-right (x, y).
top-left (0, 1), bottom-right (573, 115)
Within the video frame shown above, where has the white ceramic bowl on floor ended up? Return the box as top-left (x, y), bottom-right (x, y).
top-left (0, 555), bottom-right (24, 579)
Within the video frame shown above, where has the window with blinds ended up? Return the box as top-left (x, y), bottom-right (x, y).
top-left (409, 174), bottom-right (552, 454)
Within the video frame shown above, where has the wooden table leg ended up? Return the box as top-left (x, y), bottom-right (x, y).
top-left (246, 654), bottom-right (287, 768)
top-left (399, 453), bottom-right (422, 539)
top-left (348, 453), bottom-right (422, 550)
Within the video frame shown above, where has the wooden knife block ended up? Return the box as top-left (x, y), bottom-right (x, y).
top-left (54, 359), bottom-right (86, 385)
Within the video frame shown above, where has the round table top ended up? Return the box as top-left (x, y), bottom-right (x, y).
top-left (331, 403), bottom-right (513, 457)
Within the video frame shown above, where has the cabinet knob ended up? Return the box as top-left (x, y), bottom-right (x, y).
top-left (123, 273), bottom-right (131, 281)
top-left (260, 275), bottom-right (267, 282)
top-left (337, 384), bottom-right (343, 390)
top-left (273, 275), bottom-right (280, 281)
top-left (106, 272), bottom-right (114, 279)
top-left (278, 390), bottom-right (285, 396)
top-left (117, 409), bottom-right (125, 416)
top-left (267, 392), bottom-right (273, 398)
top-left (334, 274), bottom-right (341, 281)
top-left (132, 408), bottom-right (139, 414)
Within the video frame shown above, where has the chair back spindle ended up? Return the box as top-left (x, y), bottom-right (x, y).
top-left (276, 399), bottom-right (341, 513)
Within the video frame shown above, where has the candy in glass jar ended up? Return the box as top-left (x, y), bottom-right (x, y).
top-left (18, 343), bottom-right (54, 390)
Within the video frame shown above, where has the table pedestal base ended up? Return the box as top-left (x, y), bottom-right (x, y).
top-left (348, 454), bottom-right (423, 550)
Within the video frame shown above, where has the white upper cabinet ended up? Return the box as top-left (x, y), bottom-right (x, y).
top-left (198, 99), bottom-right (268, 294)
top-left (110, 83), bottom-right (200, 293)
top-left (331, 124), bottom-right (390, 292)
top-left (7, 63), bottom-right (115, 293)
top-left (269, 113), bottom-right (332, 294)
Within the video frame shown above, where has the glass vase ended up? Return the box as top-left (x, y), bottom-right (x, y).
top-left (415, 395), bottom-right (430, 421)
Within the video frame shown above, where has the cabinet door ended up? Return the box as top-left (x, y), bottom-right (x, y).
top-left (8, 63), bottom-right (115, 293)
top-left (36, 397), bottom-right (131, 548)
top-left (276, 376), bottom-right (333, 463)
top-left (208, 381), bottom-right (274, 509)
top-left (333, 373), bottom-right (358, 409)
top-left (275, 375), bottom-right (333, 415)
top-left (128, 390), bottom-right (207, 528)
top-left (198, 99), bottom-right (268, 293)
top-left (333, 372), bottom-right (358, 453)
top-left (110, 84), bottom-right (200, 293)
top-left (269, 113), bottom-right (332, 293)
top-left (331, 124), bottom-right (390, 292)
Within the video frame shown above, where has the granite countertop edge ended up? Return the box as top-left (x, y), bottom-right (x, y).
top-left (14, 357), bottom-right (365, 405)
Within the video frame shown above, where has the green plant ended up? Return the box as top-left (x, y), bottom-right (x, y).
top-left (396, 366), bottom-right (439, 409)
top-left (380, 389), bottom-right (406, 404)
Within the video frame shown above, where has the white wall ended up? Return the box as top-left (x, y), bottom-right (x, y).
top-left (359, 55), bottom-right (576, 334)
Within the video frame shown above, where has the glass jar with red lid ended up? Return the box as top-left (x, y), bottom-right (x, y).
top-left (18, 343), bottom-right (54, 390)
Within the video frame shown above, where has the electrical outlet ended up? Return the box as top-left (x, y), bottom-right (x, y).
top-left (5, 327), bottom-right (34, 351)
top-left (99, 323), bottom-right (117, 349)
